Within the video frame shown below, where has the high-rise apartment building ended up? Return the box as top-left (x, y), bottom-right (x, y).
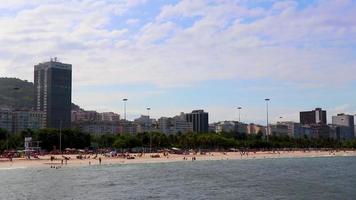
top-left (300, 108), bottom-right (327, 125)
top-left (34, 58), bottom-right (72, 129)
top-left (185, 110), bottom-right (209, 133)
top-left (332, 113), bottom-right (355, 140)
top-left (332, 113), bottom-right (354, 127)
top-left (299, 108), bottom-right (329, 138)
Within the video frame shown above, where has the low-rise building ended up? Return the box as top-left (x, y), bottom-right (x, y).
top-left (72, 120), bottom-right (120, 136)
top-left (134, 115), bottom-right (154, 133)
top-left (208, 123), bottom-right (216, 133)
top-left (158, 113), bottom-right (193, 135)
top-left (269, 123), bottom-right (289, 137)
top-left (0, 110), bottom-right (13, 133)
top-left (214, 121), bottom-right (248, 134)
top-left (308, 124), bottom-right (330, 139)
top-left (71, 109), bottom-right (121, 135)
top-left (0, 109), bottom-right (44, 133)
top-left (215, 121), bottom-right (238, 133)
top-left (247, 123), bottom-right (266, 135)
top-left (277, 121), bottom-right (303, 138)
top-left (119, 120), bottom-right (138, 135)
top-left (237, 123), bottom-right (248, 134)
top-left (99, 112), bottom-right (120, 121)
top-left (12, 110), bottom-right (44, 133)
top-left (71, 110), bottom-right (100, 122)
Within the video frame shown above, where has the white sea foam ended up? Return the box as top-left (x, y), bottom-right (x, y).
top-left (0, 167), bottom-right (27, 170)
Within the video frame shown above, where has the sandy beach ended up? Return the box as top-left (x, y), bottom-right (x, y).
top-left (1, 150), bottom-right (356, 170)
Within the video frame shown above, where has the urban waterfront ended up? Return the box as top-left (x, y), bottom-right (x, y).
top-left (1, 156), bottom-right (356, 200)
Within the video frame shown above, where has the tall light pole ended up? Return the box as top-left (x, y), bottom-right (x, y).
top-left (123, 98), bottom-right (128, 121)
top-left (147, 107), bottom-right (152, 153)
top-left (122, 98), bottom-right (128, 134)
top-left (265, 98), bottom-right (270, 142)
top-left (8, 87), bottom-right (20, 151)
top-left (237, 107), bottom-right (242, 122)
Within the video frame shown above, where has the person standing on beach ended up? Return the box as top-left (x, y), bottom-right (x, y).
top-left (99, 157), bottom-right (102, 165)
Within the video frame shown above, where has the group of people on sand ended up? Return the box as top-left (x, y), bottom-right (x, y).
top-left (182, 156), bottom-right (196, 161)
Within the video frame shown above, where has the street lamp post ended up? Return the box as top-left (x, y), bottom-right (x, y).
top-left (123, 98), bottom-right (128, 121)
top-left (237, 107), bottom-right (242, 122)
top-left (147, 107), bottom-right (152, 153)
top-left (122, 98), bottom-right (128, 134)
top-left (7, 87), bottom-right (20, 151)
top-left (265, 98), bottom-right (270, 142)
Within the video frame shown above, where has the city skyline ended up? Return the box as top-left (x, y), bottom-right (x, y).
top-left (0, 0), bottom-right (355, 123)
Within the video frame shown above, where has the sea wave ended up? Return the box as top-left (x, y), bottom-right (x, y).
top-left (0, 167), bottom-right (27, 170)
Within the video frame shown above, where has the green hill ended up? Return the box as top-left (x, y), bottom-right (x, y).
top-left (0, 78), bottom-right (34, 109)
top-left (0, 77), bottom-right (80, 110)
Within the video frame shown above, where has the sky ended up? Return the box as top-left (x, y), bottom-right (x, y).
top-left (0, 0), bottom-right (355, 124)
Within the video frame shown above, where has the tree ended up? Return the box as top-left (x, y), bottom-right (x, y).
top-left (0, 128), bottom-right (7, 140)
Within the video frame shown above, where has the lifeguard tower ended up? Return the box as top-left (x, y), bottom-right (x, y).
top-left (24, 137), bottom-right (41, 153)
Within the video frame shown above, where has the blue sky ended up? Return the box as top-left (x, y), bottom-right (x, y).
top-left (1, 0), bottom-right (356, 123)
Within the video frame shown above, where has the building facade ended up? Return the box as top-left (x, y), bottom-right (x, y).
top-left (332, 113), bottom-right (355, 140)
top-left (34, 59), bottom-right (72, 129)
top-left (72, 121), bottom-right (120, 136)
top-left (71, 110), bottom-right (100, 122)
top-left (134, 115), bottom-right (154, 133)
top-left (99, 112), bottom-right (120, 121)
top-left (0, 110), bottom-right (12, 133)
top-left (300, 108), bottom-right (327, 125)
top-left (119, 120), bottom-right (138, 135)
top-left (0, 109), bottom-right (44, 133)
top-left (158, 114), bottom-right (192, 135)
top-left (71, 109), bottom-right (121, 136)
top-left (299, 108), bottom-right (330, 139)
top-left (185, 110), bottom-right (209, 133)
top-left (12, 110), bottom-right (44, 133)
top-left (269, 123), bottom-right (289, 137)
top-left (215, 121), bottom-right (237, 133)
top-left (277, 121), bottom-right (303, 138)
top-left (247, 123), bottom-right (266, 135)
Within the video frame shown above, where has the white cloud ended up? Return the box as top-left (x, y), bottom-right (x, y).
top-left (0, 0), bottom-right (355, 120)
top-left (1, 0), bottom-right (355, 88)
top-left (126, 18), bottom-right (139, 26)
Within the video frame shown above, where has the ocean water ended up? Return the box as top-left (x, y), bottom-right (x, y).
top-left (1, 156), bottom-right (356, 200)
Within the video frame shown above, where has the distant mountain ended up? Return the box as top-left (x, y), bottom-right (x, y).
top-left (0, 77), bottom-right (80, 110)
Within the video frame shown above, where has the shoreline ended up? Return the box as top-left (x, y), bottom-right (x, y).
top-left (1, 150), bottom-right (355, 170)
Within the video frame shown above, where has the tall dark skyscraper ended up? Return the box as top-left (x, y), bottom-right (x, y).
top-left (185, 110), bottom-right (209, 133)
top-left (300, 108), bottom-right (327, 125)
top-left (34, 58), bottom-right (72, 129)
top-left (300, 108), bottom-right (329, 138)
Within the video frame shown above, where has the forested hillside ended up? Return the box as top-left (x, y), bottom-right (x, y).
top-left (0, 77), bottom-right (79, 110)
